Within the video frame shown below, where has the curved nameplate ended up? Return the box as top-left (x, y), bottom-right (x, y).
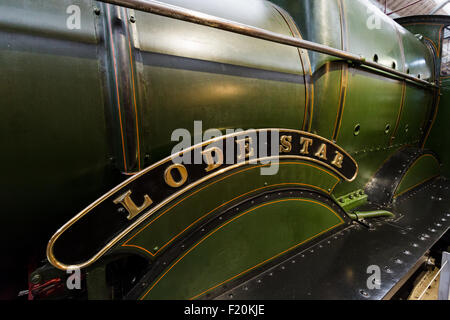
top-left (47, 129), bottom-right (358, 270)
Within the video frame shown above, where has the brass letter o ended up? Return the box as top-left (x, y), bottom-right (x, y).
top-left (164, 164), bottom-right (188, 188)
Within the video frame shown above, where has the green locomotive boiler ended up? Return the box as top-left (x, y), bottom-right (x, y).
top-left (0, 0), bottom-right (449, 300)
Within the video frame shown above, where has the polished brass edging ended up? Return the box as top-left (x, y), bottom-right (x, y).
top-left (47, 129), bottom-right (358, 270)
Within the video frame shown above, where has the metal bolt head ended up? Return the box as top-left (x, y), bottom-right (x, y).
top-left (384, 266), bottom-right (393, 274)
top-left (360, 290), bottom-right (369, 298)
top-left (130, 15), bottom-right (136, 23)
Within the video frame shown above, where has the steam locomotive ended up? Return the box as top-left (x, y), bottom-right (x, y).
top-left (1, 0), bottom-right (449, 300)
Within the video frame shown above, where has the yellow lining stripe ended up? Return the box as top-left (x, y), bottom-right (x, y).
top-left (394, 175), bottom-right (439, 199)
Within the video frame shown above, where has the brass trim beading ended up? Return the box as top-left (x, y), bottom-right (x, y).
top-left (47, 129), bottom-right (358, 270)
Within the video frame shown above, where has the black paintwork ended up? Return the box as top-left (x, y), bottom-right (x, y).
top-left (364, 147), bottom-right (438, 206)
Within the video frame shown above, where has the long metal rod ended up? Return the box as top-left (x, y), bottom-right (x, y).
top-left (99, 0), bottom-right (436, 88)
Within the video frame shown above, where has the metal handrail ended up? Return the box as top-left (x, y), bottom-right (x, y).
top-left (99, 0), bottom-right (437, 88)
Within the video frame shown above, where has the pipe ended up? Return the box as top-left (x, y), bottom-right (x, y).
top-left (98, 0), bottom-right (437, 88)
top-left (348, 210), bottom-right (395, 220)
top-left (430, 0), bottom-right (450, 15)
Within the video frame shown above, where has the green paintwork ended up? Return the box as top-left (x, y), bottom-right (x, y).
top-left (311, 65), bottom-right (344, 140)
top-left (335, 189), bottom-right (368, 212)
top-left (394, 154), bottom-right (441, 197)
top-left (400, 24), bottom-right (442, 59)
top-left (122, 160), bottom-right (340, 258)
top-left (395, 84), bottom-right (433, 145)
top-left (272, 0), bottom-right (343, 72)
top-left (349, 210), bottom-right (394, 220)
top-left (344, 0), bottom-right (405, 72)
top-left (271, 0), bottom-right (435, 198)
top-left (398, 24), bottom-right (436, 78)
top-left (336, 73), bottom-right (402, 149)
top-left (134, 0), bottom-right (306, 164)
top-left (0, 0), bottom-right (446, 299)
top-left (400, 21), bottom-right (450, 178)
top-left (141, 198), bottom-right (344, 300)
top-left (0, 0), bottom-right (120, 294)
